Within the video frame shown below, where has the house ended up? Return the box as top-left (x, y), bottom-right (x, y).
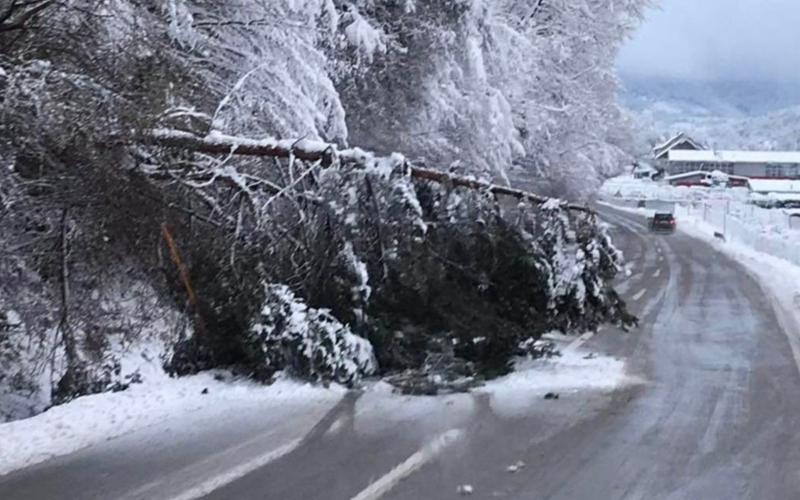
top-left (667, 150), bottom-right (800, 179)
top-left (652, 133), bottom-right (705, 172)
top-left (632, 162), bottom-right (658, 179)
top-left (653, 132), bottom-right (800, 180)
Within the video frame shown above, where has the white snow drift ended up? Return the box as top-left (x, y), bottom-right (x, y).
top-left (0, 373), bottom-right (344, 477)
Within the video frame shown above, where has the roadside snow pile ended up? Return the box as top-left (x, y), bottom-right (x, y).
top-left (600, 176), bottom-right (800, 268)
top-left (600, 175), bottom-right (750, 203)
top-left (0, 286), bottom-right (182, 423)
top-left (0, 373), bottom-right (344, 477)
top-left (352, 347), bottom-right (628, 430)
top-left (673, 203), bottom-right (800, 267)
top-left (480, 349), bottom-right (626, 417)
top-left (677, 218), bottom-right (800, 365)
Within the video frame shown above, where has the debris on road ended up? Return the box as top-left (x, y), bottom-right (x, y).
top-left (506, 460), bottom-right (527, 473)
top-left (544, 392), bottom-right (560, 400)
top-left (457, 484), bottom-right (474, 496)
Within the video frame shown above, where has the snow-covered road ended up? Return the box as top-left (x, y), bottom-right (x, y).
top-left (4, 206), bottom-right (800, 499)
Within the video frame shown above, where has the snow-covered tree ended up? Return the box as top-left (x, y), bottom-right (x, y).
top-left (0, 0), bottom-right (645, 411)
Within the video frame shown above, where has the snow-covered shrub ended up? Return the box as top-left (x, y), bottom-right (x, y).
top-left (518, 338), bottom-right (560, 360)
top-left (247, 284), bottom-right (376, 385)
top-left (538, 201), bottom-right (633, 333)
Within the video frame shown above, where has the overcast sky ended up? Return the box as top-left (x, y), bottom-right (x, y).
top-left (617, 0), bottom-right (800, 82)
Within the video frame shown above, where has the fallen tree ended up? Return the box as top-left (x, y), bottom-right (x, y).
top-left (143, 128), bottom-right (634, 390)
top-left (145, 129), bottom-right (591, 213)
top-left (0, 0), bottom-right (645, 413)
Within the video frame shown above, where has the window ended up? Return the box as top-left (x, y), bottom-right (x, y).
top-left (718, 163), bottom-right (734, 175)
top-left (767, 165), bottom-right (784, 178)
top-left (671, 162), bottom-right (693, 175)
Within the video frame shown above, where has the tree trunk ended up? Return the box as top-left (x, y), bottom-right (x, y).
top-left (55, 208), bottom-right (87, 403)
top-left (145, 130), bottom-right (591, 214)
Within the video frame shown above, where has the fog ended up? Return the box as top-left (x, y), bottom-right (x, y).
top-left (618, 0), bottom-right (800, 82)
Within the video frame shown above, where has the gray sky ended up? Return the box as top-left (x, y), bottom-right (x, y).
top-left (617, 0), bottom-right (800, 82)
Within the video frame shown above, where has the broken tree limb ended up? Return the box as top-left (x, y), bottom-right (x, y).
top-left (161, 223), bottom-right (197, 305)
top-left (147, 129), bottom-right (336, 165)
top-left (408, 168), bottom-right (589, 213)
top-left (145, 129), bottom-right (591, 214)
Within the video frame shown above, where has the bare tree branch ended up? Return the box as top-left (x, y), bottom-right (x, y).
top-left (0, 0), bottom-right (56, 33)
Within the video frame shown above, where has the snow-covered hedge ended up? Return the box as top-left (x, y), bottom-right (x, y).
top-left (247, 284), bottom-right (376, 385)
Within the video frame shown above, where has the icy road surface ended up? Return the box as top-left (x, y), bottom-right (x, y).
top-left (4, 207), bottom-right (800, 499)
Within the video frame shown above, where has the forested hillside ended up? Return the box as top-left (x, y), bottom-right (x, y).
top-left (621, 75), bottom-right (800, 155)
top-left (0, 0), bottom-right (644, 420)
top-left (633, 103), bottom-right (800, 155)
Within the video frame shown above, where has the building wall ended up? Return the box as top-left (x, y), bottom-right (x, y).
top-left (671, 142), bottom-right (699, 152)
top-left (732, 163), bottom-right (799, 178)
top-left (665, 162), bottom-right (727, 175)
top-left (667, 173), bottom-right (708, 186)
top-left (664, 161), bottom-right (691, 175)
top-left (665, 162), bottom-right (800, 179)
top-left (732, 163), bottom-right (768, 178)
top-left (654, 139), bottom-right (701, 172)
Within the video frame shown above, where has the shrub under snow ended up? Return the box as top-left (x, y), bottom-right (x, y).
top-left (247, 284), bottom-right (376, 385)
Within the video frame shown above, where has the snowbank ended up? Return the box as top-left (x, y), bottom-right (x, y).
top-left (600, 175), bottom-right (750, 203)
top-left (673, 202), bottom-right (800, 267)
top-left (352, 348), bottom-right (628, 425)
top-left (480, 349), bottom-right (626, 417)
top-left (676, 218), bottom-right (800, 371)
top-left (0, 373), bottom-right (344, 477)
top-left (600, 176), bottom-right (800, 268)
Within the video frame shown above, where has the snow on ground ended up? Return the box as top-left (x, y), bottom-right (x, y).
top-left (600, 175), bottom-right (751, 203)
top-left (0, 345), bottom-right (629, 478)
top-left (600, 176), bottom-right (800, 267)
top-left (480, 349), bottom-right (627, 417)
top-left (354, 346), bottom-right (629, 428)
top-left (0, 372), bottom-right (345, 477)
top-left (676, 217), bottom-right (800, 371)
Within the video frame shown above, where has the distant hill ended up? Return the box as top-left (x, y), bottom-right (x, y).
top-left (619, 75), bottom-right (800, 156)
top-left (620, 75), bottom-right (800, 119)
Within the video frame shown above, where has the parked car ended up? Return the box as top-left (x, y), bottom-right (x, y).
top-left (648, 212), bottom-right (676, 234)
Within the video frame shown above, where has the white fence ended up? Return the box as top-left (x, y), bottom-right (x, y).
top-left (601, 196), bottom-right (800, 268)
top-left (677, 201), bottom-right (800, 268)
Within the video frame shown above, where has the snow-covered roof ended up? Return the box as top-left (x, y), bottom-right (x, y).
top-left (670, 150), bottom-right (800, 164)
top-left (766, 192), bottom-right (800, 201)
top-left (663, 170), bottom-right (709, 182)
top-left (653, 133), bottom-right (704, 159)
top-left (749, 179), bottom-right (800, 193)
top-left (663, 170), bottom-right (749, 183)
top-left (632, 162), bottom-right (657, 173)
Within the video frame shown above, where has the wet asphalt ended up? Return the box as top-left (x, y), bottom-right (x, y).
top-left (3, 206), bottom-right (800, 500)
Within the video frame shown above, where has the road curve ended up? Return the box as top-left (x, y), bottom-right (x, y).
top-left (3, 207), bottom-right (800, 500)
